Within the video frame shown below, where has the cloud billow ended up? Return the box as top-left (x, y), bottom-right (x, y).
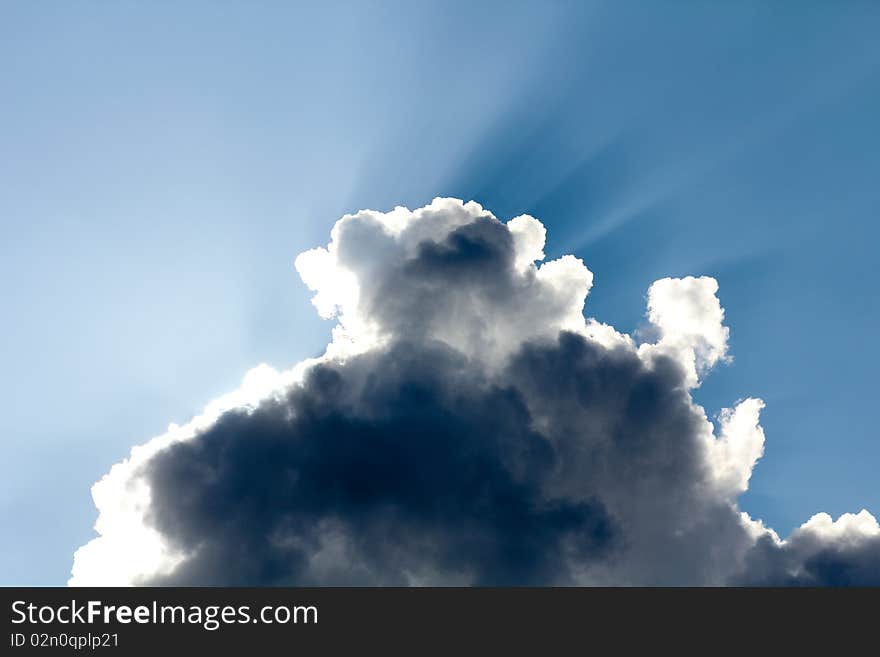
top-left (70, 198), bottom-right (880, 586)
top-left (144, 341), bottom-right (616, 585)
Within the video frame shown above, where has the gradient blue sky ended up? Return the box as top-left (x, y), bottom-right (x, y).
top-left (2, 2), bottom-right (879, 585)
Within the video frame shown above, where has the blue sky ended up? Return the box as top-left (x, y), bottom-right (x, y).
top-left (2, 2), bottom-right (879, 585)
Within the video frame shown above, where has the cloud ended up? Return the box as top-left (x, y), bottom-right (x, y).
top-left (140, 341), bottom-right (617, 586)
top-left (70, 198), bottom-right (880, 586)
top-left (638, 276), bottom-right (730, 388)
top-left (733, 511), bottom-right (880, 586)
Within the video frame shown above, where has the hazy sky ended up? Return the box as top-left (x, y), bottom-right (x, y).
top-left (2, 2), bottom-right (879, 584)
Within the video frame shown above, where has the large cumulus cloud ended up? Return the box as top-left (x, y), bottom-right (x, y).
top-left (70, 198), bottom-right (880, 586)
